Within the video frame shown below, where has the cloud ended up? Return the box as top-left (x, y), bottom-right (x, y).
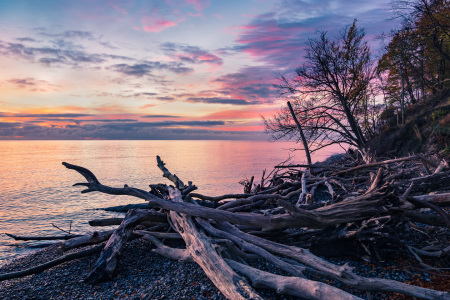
top-left (6, 78), bottom-right (61, 92)
top-left (211, 66), bottom-right (278, 104)
top-left (111, 62), bottom-right (193, 77)
top-left (142, 17), bottom-right (183, 32)
top-left (37, 118), bottom-right (138, 123)
top-left (38, 30), bottom-right (95, 40)
top-left (103, 120), bottom-right (225, 130)
top-left (0, 28), bottom-right (133, 69)
top-left (0, 122), bottom-right (21, 128)
top-left (0, 113), bottom-right (94, 118)
top-left (186, 97), bottom-right (258, 105)
top-left (1, 41), bottom-right (107, 66)
top-left (130, 92), bottom-right (158, 97)
top-left (0, 122), bottom-right (265, 140)
top-left (156, 96), bottom-right (175, 101)
top-left (201, 109), bottom-right (263, 120)
top-left (186, 0), bottom-right (210, 12)
top-left (162, 42), bottom-right (223, 67)
top-left (7, 78), bottom-right (38, 86)
top-left (16, 37), bottom-right (37, 42)
top-left (141, 115), bottom-right (181, 118)
top-left (225, 0), bottom-right (395, 69)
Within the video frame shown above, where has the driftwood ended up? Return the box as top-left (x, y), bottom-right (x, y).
top-left (88, 218), bottom-right (124, 227)
top-left (287, 101), bottom-right (312, 165)
top-left (84, 209), bottom-right (159, 283)
top-left (4, 233), bottom-right (81, 241)
top-left (99, 203), bottom-right (149, 212)
top-left (226, 259), bottom-right (360, 300)
top-left (63, 230), bottom-right (115, 250)
top-left (168, 188), bottom-right (262, 299)
top-left (2, 153), bottom-right (450, 299)
top-left (0, 244), bottom-right (104, 282)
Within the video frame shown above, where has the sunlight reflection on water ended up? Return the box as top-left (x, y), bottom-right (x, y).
top-left (0, 140), bottom-right (341, 263)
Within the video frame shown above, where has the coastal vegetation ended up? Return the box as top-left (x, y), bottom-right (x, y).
top-left (265, 0), bottom-right (449, 160)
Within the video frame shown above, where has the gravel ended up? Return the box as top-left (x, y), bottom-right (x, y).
top-left (0, 235), bottom-right (443, 300)
top-left (0, 239), bottom-right (226, 300)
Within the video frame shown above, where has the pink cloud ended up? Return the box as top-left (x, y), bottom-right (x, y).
top-left (112, 5), bottom-right (128, 16)
top-left (186, 0), bottom-right (209, 12)
top-left (142, 17), bottom-right (181, 32)
top-left (140, 103), bottom-right (156, 109)
top-left (211, 66), bottom-right (278, 104)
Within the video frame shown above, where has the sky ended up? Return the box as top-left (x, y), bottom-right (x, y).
top-left (0, 0), bottom-right (400, 140)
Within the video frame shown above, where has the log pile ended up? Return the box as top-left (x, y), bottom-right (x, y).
top-left (2, 153), bottom-right (450, 299)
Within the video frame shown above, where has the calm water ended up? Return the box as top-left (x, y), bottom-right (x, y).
top-left (0, 140), bottom-right (340, 264)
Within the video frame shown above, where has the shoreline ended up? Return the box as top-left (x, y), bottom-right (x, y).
top-left (1, 151), bottom-right (448, 299)
top-left (1, 231), bottom-right (447, 299)
top-left (0, 239), bottom-right (227, 300)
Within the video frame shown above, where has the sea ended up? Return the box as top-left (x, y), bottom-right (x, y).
top-left (0, 140), bottom-right (341, 264)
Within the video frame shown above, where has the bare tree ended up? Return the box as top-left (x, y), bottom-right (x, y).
top-left (264, 20), bottom-right (373, 158)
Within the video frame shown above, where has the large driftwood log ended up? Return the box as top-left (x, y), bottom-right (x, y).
top-left (168, 187), bottom-right (262, 300)
top-left (59, 156), bottom-right (449, 300)
top-left (139, 232), bottom-right (192, 262)
top-left (156, 155), bottom-right (187, 189)
top-left (63, 162), bottom-right (393, 230)
top-left (88, 218), bottom-right (124, 226)
top-left (63, 230), bottom-right (115, 250)
top-left (5, 233), bottom-right (81, 241)
top-left (218, 222), bottom-right (450, 300)
top-left (197, 218), bottom-right (306, 278)
top-left (100, 203), bottom-right (149, 212)
top-left (83, 209), bottom-right (157, 284)
top-left (226, 259), bottom-right (360, 300)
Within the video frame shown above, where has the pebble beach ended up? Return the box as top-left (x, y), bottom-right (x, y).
top-left (1, 236), bottom-right (448, 300)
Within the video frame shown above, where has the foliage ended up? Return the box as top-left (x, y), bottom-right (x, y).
top-left (264, 20), bottom-right (374, 154)
top-left (377, 0), bottom-right (449, 118)
top-left (265, 1), bottom-right (449, 157)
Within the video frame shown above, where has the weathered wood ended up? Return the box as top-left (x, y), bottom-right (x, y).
top-left (88, 218), bottom-right (124, 226)
top-left (5, 233), bottom-right (81, 241)
top-left (99, 203), bottom-right (149, 212)
top-left (61, 156), bottom-right (450, 299)
top-left (274, 163), bottom-right (345, 170)
top-left (0, 244), bottom-right (104, 282)
top-left (65, 160), bottom-right (391, 230)
top-left (334, 156), bottom-right (417, 175)
top-left (296, 172), bottom-right (307, 206)
top-left (63, 230), bottom-right (115, 250)
top-left (83, 209), bottom-right (156, 284)
top-left (411, 193), bottom-right (450, 206)
top-left (133, 230), bottom-right (181, 240)
top-left (140, 232), bottom-right (192, 262)
top-left (190, 193), bottom-right (253, 202)
top-left (168, 187), bottom-right (262, 300)
top-left (287, 101), bottom-right (312, 165)
top-left (403, 211), bottom-right (447, 227)
top-left (396, 171), bottom-right (450, 194)
top-left (226, 259), bottom-right (361, 300)
top-left (218, 222), bottom-right (450, 300)
top-left (407, 196), bottom-right (450, 228)
top-left (156, 155), bottom-right (187, 189)
top-left (198, 219), bottom-right (306, 278)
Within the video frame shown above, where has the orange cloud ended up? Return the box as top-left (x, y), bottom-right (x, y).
top-left (201, 109), bottom-right (261, 120)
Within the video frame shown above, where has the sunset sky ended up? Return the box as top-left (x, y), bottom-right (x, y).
top-left (0, 0), bottom-right (400, 140)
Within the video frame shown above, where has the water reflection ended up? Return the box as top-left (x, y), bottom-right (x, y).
top-left (0, 140), bottom-right (340, 263)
